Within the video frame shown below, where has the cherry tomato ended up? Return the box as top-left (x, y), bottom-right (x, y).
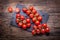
top-left (35, 13), bottom-right (39, 17)
top-left (41, 29), bottom-right (45, 34)
top-left (22, 8), bottom-right (27, 13)
top-left (38, 16), bottom-right (42, 22)
top-left (37, 24), bottom-right (42, 29)
top-left (36, 29), bottom-right (40, 34)
top-left (45, 27), bottom-right (50, 33)
top-left (22, 20), bottom-right (26, 24)
top-left (26, 18), bottom-right (30, 23)
top-left (16, 14), bottom-right (20, 18)
top-left (32, 30), bottom-right (36, 35)
top-left (22, 24), bottom-right (27, 29)
top-left (33, 25), bottom-right (37, 30)
top-left (29, 14), bottom-right (34, 19)
top-left (29, 6), bottom-right (34, 11)
top-left (27, 23), bottom-right (31, 28)
top-left (15, 8), bottom-right (20, 13)
top-left (8, 7), bottom-right (13, 13)
top-left (26, 10), bottom-right (31, 15)
top-left (32, 9), bottom-right (37, 14)
top-left (18, 22), bottom-right (22, 27)
top-left (35, 21), bottom-right (40, 25)
top-left (20, 15), bottom-right (25, 20)
top-left (42, 24), bottom-right (47, 28)
top-left (32, 17), bottom-right (37, 22)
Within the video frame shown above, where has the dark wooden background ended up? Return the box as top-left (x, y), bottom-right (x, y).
top-left (0, 0), bottom-right (60, 40)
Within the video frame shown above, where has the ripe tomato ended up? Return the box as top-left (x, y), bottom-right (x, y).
top-left (8, 7), bottom-right (13, 13)
top-left (42, 24), bottom-right (47, 28)
top-left (16, 14), bottom-right (20, 18)
top-left (36, 29), bottom-right (40, 34)
top-left (26, 18), bottom-right (30, 23)
top-left (41, 29), bottom-right (45, 34)
top-left (29, 14), bottom-right (34, 19)
top-left (32, 30), bottom-right (36, 35)
top-left (16, 18), bottom-right (20, 23)
top-left (15, 8), bottom-right (20, 13)
top-left (18, 22), bottom-right (22, 27)
top-left (22, 20), bottom-right (27, 24)
top-left (26, 10), bottom-right (31, 15)
top-left (32, 9), bottom-right (37, 14)
top-left (38, 16), bottom-right (42, 21)
top-left (33, 25), bottom-right (37, 30)
top-left (22, 8), bottom-right (27, 13)
top-left (27, 23), bottom-right (31, 28)
top-left (35, 21), bottom-right (40, 25)
top-left (20, 15), bottom-right (25, 20)
top-left (37, 24), bottom-right (42, 29)
top-left (22, 24), bottom-right (27, 29)
top-left (45, 27), bottom-right (50, 33)
top-left (35, 13), bottom-right (39, 17)
top-left (32, 17), bottom-right (37, 22)
top-left (29, 6), bottom-right (34, 11)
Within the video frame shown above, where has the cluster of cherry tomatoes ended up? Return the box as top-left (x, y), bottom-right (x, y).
top-left (8, 6), bottom-right (50, 35)
top-left (22, 6), bottom-right (50, 35)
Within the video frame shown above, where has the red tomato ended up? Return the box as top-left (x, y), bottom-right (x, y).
top-left (27, 23), bottom-right (31, 28)
top-left (32, 9), bottom-right (37, 14)
top-left (15, 8), bottom-right (20, 13)
top-left (16, 14), bottom-right (20, 18)
top-left (38, 16), bottom-right (42, 21)
top-left (22, 20), bottom-right (26, 24)
top-left (41, 29), bottom-right (45, 34)
top-left (35, 21), bottom-right (40, 25)
top-left (20, 15), bottom-right (25, 20)
top-left (22, 8), bottom-right (27, 13)
top-left (32, 17), bottom-right (37, 22)
top-left (29, 14), bottom-right (34, 19)
top-left (26, 18), bottom-right (30, 23)
top-left (18, 22), bottom-right (22, 27)
top-left (8, 7), bottom-right (13, 13)
top-left (35, 13), bottom-right (39, 17)
top-left (32, 30), bottom-right (36, 35)
top-left (26, 10), bottom-right (31, 15)
top-left (36, 29), bottom-right (40, 34)
top-left (42, 24), bottom-right (47, 28)
top-left (37, 24), bottom-right (42, 29)
top-left (45, 27), bottom-right (50, 33)
top-left (22, 24), bottom-right (27, 29)
top-left (33, 25), bottom-right (37, 30)
top-left (16, 18), bottom-right (20, 23)
top-left (29, 6), bottom-right (34, 11)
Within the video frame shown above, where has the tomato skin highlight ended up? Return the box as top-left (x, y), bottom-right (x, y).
top-left (45, 27), bottom-right (50, 33)
top-left (32, 17), bottom-right (36, 22)
top-left (32, 9), bottom-right (37, 14)
top-left (26, 18), bottom-right (30, 23)
top-left (41, 29), bottom-right (45, 34)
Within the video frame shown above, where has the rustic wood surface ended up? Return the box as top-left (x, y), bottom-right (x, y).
top-left (0, 0), bottom-right (60, 40)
